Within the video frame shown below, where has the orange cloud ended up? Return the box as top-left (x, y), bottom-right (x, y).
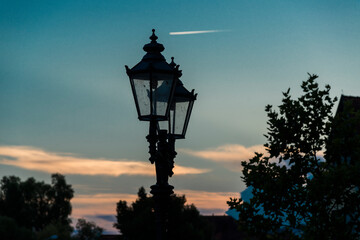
top-left (71, 193), bottom-right (138, 234)
top-left (180, 144), bottom-right (265, 161)
top-left (70, 190), bottom-right (239, 229)
top-left (176, 189), bottom-right (239, 214)
top-left (72, 193), bottom-right (136, 216)
top-left (0, 145), bottom-right (210, 176)
top-left (179, 144), bottom-right (265, 171)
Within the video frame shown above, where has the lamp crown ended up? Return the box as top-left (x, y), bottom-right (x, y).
top-left (169, 57), bottom-right (182, 78)
top-left (143, 29), bottom-right (165, 54)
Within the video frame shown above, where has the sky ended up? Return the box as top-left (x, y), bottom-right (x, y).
top-left (1, 0), bottom-right (360, 234)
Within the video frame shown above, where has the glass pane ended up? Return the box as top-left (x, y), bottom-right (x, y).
top-left (169, 108), bottom-right (175, 133)
top-left (158, 120), bottom-right (169, 132)
top-left (152, 79), bottom-right (172, 117)
top-left (174, 101), bottom-right (189, 135)
top-left (133, 79), bottom-right (150, 117)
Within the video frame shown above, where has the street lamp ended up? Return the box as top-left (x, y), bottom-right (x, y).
top-left (125, 29), bottom-right (178, 122)
top-left (125, 29), bottom-right (197, 240)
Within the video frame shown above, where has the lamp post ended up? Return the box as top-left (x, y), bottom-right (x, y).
top-left (125, 29), bottom-right (197, 240)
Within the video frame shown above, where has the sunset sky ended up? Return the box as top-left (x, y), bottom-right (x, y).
top-left (1, 0), bottom-right (360, 234)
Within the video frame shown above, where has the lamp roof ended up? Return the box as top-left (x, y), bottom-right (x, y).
top-left (126, 29), bottom-right (174, 74)
top-left (174, 80), bottom-right (197, 102)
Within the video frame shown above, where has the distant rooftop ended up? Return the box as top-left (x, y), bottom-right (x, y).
top-left (336, 95), bottom-right (360, 113)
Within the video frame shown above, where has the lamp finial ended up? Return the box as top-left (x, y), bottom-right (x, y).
top-left (150, 29), bottom-right (158, 42)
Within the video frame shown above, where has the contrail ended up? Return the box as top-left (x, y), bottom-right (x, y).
top-left (169, 30), bottom-right (224, 35)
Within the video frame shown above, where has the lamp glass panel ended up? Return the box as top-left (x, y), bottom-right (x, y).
top-left (173, 100), bottom-right (190, 136)
top-left (133, 78), bottom-right (151, 117)
top-left (158, 120), bottom-right (169, 132)
top-left (152, 79), bottom-right (172, 117)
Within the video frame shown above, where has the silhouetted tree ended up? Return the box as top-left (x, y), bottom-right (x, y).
top-left (36, 220), bottom-right (73, 240)
top-left (73, 218), bottom-right (103, 240)
top-left (228, 74), bottom-right (360, 239)
top-left (48, 173), bottom-right (74, 227)
top-left (0, 215), bottom-right (35, 240)
top-left (114, 187), bottom-right (213, 240)
top-left (0, 173), bottom-right (74, 233)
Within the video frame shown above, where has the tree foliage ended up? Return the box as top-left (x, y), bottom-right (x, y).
top-left (0, 173), bottom-right (74, 234)
top-left (36, 220), bottom-right (74, 240)
top-left (114, 187), bottom-right (213, 240)
top-left (73, 218), bottom-right (103, 240)
top-left (0, 215), bottom-right (36, 240)
top-left (228, 74), bottom-right (360, 239)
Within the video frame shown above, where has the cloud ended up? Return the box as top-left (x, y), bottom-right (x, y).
top-left (0, 145), bottom-right (210, 176)
top-left (94, 215), bottom-right (116, 222)
top-left (179, 144), bottom-right (265, 171)
top-left (180, 144), bottom-right (265, 161)
top-left (71, 190), bottom-right (238, 216)
top-left (176, 189), bottom-right (239, 214)
top-left (169, 30), bottom-right (226, 35)
top-left (175, 165), bottom-right (210, 175)
top-left (72, 193), bottom-right (136, 216)
top-left (70, 192), bottom-right (136, 233)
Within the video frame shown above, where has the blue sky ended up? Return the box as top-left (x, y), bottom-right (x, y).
top-left (1, 0), bottom-right (360, 233)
